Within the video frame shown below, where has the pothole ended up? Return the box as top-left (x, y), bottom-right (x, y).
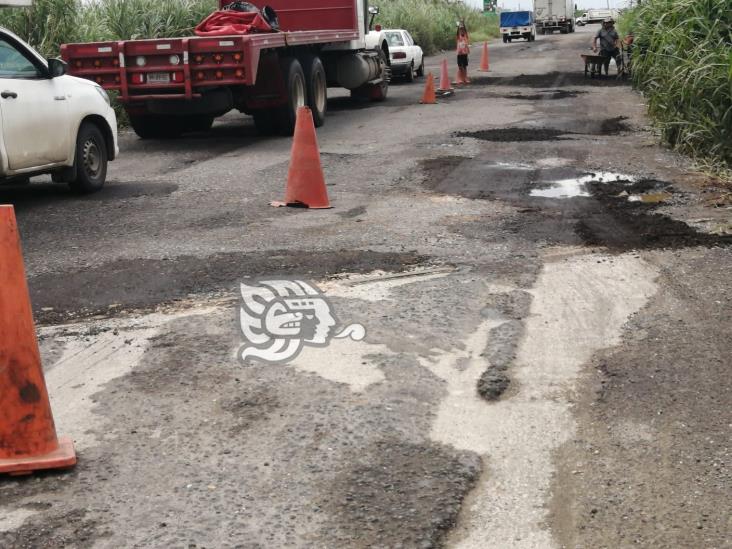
top-left (469, 72), bottom-right (630, 88)
top-left (29, 250), bottom-right (430, 324)
top-left (531, 172), bottom-right (637, 199)
top-left (456, 117), bottom-right (631, 142)
top-left (486, 89), bottom-right (586, 100)
top-left (456, 128), bottom-right (571, 142)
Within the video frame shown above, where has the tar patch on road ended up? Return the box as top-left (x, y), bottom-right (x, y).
top-left (421, 157), bottom-right (732, 252)
top-left (575, 180), bottom-right (732, 250)
top-left (484, 89), bottom-right (586, 100)
top-left (470, 71), bottom-right (630, 88)
top-left (457, 128), bottom-right (571, 142)
top-left (456, 117), bottom-right (630, 142)
top-left (29, 249), bottom-right (428, 323)
top-left (319, 439), bottom-right (481, 548)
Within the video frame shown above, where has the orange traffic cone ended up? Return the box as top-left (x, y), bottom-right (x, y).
top-left (480, 41), bottom-right (490, 71)
top-left (453, 67), bottom-right (468, 85)
top-left (271, 107), bottom-right (331, 209)
top-left (437, 59), bottom-right (453, 95)
top-left (0, 205), bottom-right (76, 476)
top-left (419, 72), bottom-right (436, 104)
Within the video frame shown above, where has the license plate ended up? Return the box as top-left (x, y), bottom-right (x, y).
top-left (147, 72), bottom-right (170, 84)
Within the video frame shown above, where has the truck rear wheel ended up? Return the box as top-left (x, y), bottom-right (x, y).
top-left (275, 57), bottom-right (307, 136)
top-left (300, 54), bottom-right (327, 127)
top-left (129, 115), bottom-right (184, 139)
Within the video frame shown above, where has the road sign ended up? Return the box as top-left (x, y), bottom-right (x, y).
top-left (483, 0), bottom-right (497, 13)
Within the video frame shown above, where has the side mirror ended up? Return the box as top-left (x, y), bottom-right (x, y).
top-left (368, 5), bottom-right (379, 15)
top-left (47, 58), bottom-right (67, 78)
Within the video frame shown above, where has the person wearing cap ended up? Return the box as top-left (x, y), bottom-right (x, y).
top-left (593, 18), bottom-right (622, 71)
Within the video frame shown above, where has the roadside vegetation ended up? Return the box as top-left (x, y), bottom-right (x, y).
top-left (620, 0), bottom-right (731, 169)
top-left (379, 0), bottom-right (499, 53)
top-left (0, 0), bottom-right (215, 56)
top-left (0, 0), bottom-right (496, 58)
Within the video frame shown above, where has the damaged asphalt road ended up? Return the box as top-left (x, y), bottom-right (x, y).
top-left (1, 27), bottom-right (730, 549)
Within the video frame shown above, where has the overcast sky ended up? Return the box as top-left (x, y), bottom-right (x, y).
top-left (463, 0), bottom-right (630, 9)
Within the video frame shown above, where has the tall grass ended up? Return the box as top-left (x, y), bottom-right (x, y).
top-left (621, 0), bottom-right (731, 168)
top-left (0, 0), bottom-right (215, 56)
top-left (379, 0), bottom-right (499, 53)
top-left (0, 0), bottom-right (495, 57)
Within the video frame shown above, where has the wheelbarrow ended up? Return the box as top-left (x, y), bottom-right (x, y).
top-left (581, 53), bottom-right (611, 78)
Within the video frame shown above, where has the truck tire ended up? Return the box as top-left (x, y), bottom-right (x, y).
top-left (503, 35), bottom-right (508, 43)
top-left (300, 54), bottom-right (327, 128)
top-left (68, 122), bottom-right (107, 193)
top-left (275, 57), bottom-right (307, 136)
top-left (129, 115), bottom-right (184, 139)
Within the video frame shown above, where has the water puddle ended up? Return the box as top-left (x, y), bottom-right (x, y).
top-left (627, 191), bottom-right (672, 203)
top-left (531, 172), bottom-right (636, 199)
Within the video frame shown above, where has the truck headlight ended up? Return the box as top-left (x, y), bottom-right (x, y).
top-left (169, 54), bottom-right (181, 65)
top-left (95, 85), bottom-right (110, 106)
top-left (135, 56), bottom-right (147, 67)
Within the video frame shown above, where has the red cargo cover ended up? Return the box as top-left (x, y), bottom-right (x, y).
top-left (195, 10), bottom-right (273, 36)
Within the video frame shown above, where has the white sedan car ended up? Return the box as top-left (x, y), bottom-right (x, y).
top-left (384, 29), bottom-right (424, 82)
top-left (0, 26), bottom-right (118, 192)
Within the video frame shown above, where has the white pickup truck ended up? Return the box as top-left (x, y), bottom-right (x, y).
top-left (0, 26), bottom-right (118, 192)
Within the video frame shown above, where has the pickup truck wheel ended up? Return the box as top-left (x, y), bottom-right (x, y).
top-left (416, 59), bottom-right (424, 77)
top-left (69, 122), bottom-right (107, 193)
top-left (300, 54), bottom-right (327, 127)
top-left (405, 62), bottom-right (414, 83)
top-left (275, 57), bottom-right (307, 136)
top-left (129, 115), bottom-right (184, 139)
top-left (503, 35), bottom-right (508, 43)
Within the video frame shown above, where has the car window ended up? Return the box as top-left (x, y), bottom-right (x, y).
top-left (385, 32), bottom-right (405, 47)
top-left (404, 32), bottom-right (414, 46)
top-left (0, 38), bottom-right (41, 79)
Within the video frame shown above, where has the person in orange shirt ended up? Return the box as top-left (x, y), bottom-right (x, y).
top-left (456, 22), bottom-right (471, 84)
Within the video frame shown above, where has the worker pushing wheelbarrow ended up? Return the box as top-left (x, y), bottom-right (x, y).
top-left (581, 17), bottom-right (624, 78)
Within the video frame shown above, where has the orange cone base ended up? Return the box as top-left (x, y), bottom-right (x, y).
top-left (0, 437), bottom-right (76, 476)
top-left (270, 200), bottom-right (331, 209)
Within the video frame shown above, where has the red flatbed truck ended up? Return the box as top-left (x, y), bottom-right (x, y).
top-left (60, 0), bottom-right (391, 138)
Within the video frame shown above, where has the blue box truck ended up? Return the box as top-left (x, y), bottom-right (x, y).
top-left (499, 11), bottom-right (536, 43)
